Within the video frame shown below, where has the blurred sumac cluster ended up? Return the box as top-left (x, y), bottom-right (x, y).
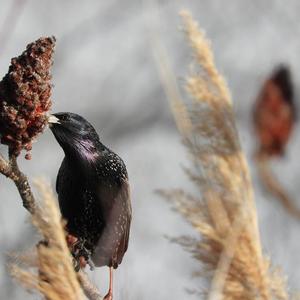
top-left (253, 65), bottom-right (296, 158)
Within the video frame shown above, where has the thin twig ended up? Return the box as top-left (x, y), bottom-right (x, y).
top-left (0, 151), bottom-right (35, 213)
top-left (255, 155), bottom-right (300, 219)
top-left (0, 153), bottom-right (17, 180)
top-left (9, 150), bottom-right (36, 213)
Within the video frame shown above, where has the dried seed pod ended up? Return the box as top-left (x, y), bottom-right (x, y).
top-left (0, 36), bottom-right (56, 157)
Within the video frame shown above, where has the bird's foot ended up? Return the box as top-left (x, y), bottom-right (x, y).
top-left (66, 234), bottom-right (93, 271)
top-left (104, 290), bottom-right (113, 300)
top-left (66, 234), bottom-right (78, 247)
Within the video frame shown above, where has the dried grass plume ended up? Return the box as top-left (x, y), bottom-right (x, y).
top-left (160, 10), bottom-right (291, 299)
top-left (10, 179), bottom-right (84, 300)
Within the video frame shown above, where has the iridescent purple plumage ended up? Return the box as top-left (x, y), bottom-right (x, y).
top-left (49, 112), bottom-right (131, 272)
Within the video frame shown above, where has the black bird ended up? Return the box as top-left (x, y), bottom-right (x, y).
top-left (48, 112), bottom-right (132, 299)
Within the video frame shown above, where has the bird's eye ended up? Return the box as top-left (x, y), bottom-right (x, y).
top-left (60, 115), bottom-right (69, 122)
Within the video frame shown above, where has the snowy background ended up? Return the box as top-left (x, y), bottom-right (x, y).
top-left (1, 1), bottom-right (300, 299)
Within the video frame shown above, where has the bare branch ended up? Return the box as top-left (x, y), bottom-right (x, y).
top-left (78, 271), bottom-right (103, 300)
top-left (0, 153), bottom-right (17, 180)
top-left (9, 152), bottom-right (36, 213)
top-left (0, 151), bottom-right (36, 213)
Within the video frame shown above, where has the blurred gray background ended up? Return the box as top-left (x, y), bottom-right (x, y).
top-left (1, 0), bottom-right (300, 299)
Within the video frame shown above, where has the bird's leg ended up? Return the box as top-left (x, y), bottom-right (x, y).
top-left (104, 267), bottom-right (113, 300)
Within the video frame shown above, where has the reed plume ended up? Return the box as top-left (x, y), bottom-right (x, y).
top-left (10, 180), bottom-right (84, 300)
top-left (160, 10), bottom-right (290, 299)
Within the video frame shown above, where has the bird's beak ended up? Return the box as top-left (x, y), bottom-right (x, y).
top-left (48, 115), bottom-right (61, 124)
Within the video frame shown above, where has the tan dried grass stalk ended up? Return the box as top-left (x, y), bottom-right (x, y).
top-left (255, 155), bottom-right (300, 220)
top-left (161, 10), bottom-right (290, 300)
top-left (10, 179), bottom-right (84, 300)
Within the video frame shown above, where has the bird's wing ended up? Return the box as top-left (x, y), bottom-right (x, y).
top-left (116, 179), bottom-right (132, 263)
top-left (92, 178), bottom-right (132, 268)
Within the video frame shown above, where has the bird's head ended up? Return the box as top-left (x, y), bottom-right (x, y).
top-left (48, 112), bottom-right (101, 161)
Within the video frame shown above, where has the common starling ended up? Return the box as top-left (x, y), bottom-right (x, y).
top-left (253, 65), bottom-right (296, 157)
top-left (48, 112), bottom-right (132, 299)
